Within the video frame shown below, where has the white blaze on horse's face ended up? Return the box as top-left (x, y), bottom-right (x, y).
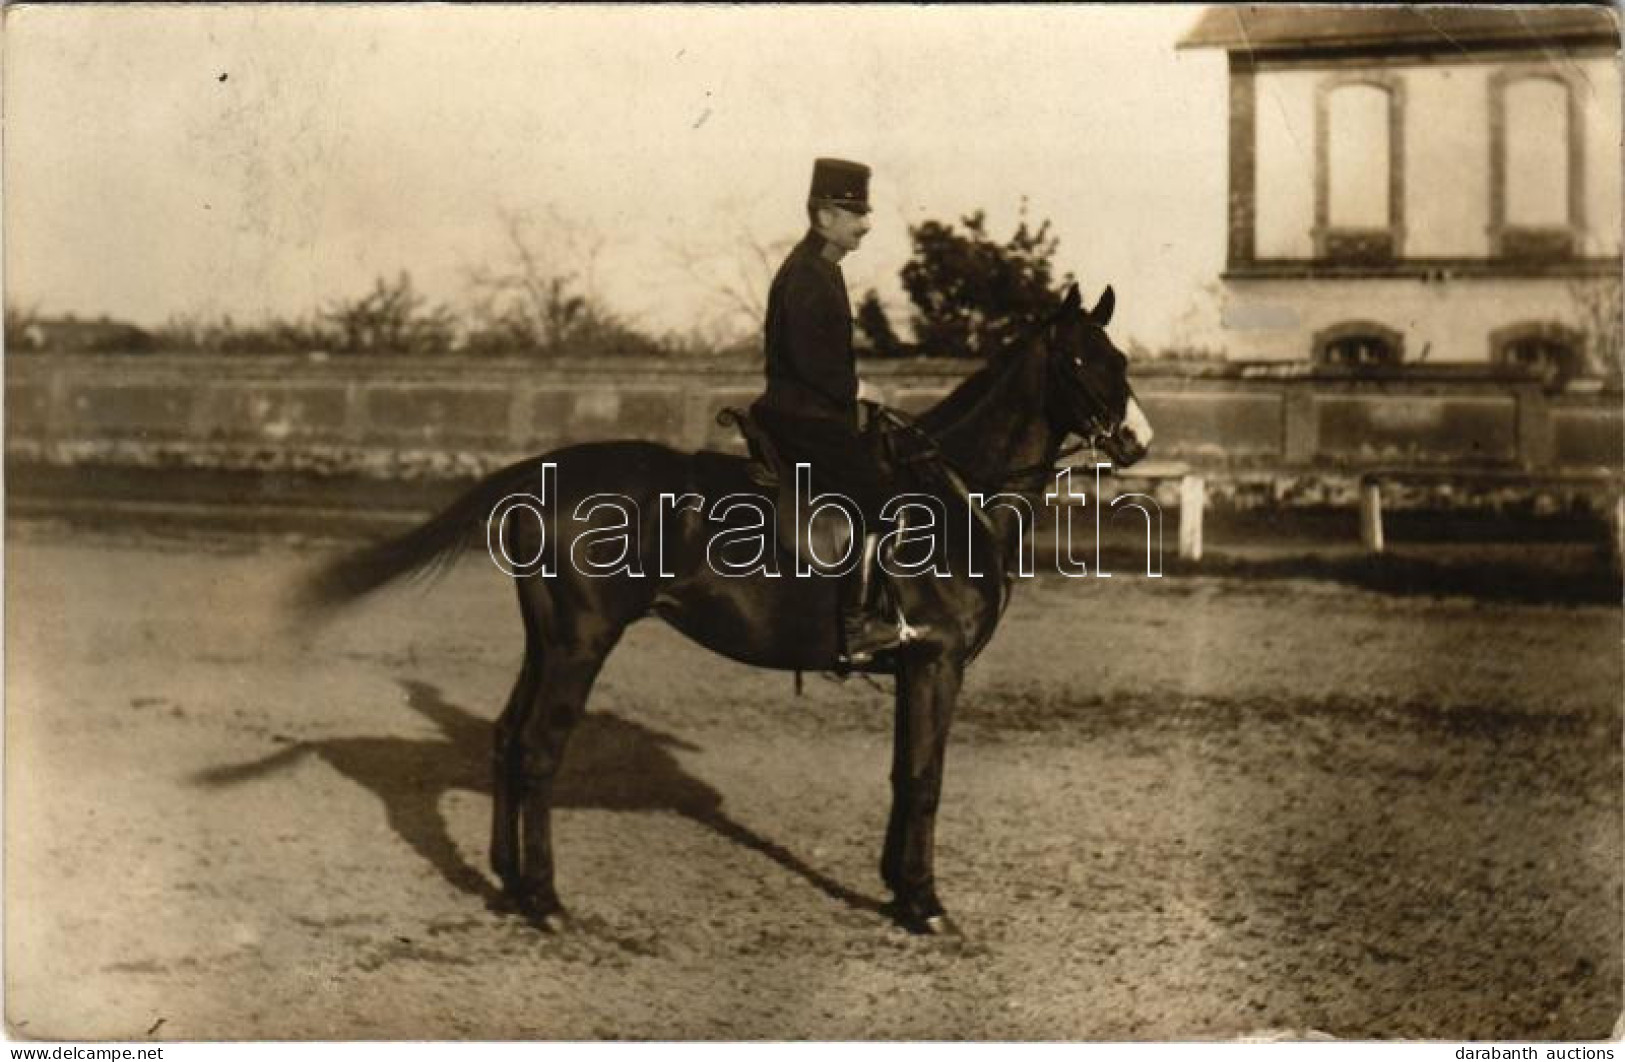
top-left (1122, 396), bottom-right (1153, 450)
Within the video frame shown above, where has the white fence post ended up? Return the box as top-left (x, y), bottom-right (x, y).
top-left (1178, 474), bottom-right (1205, 562)
top-left (1359, 478), bottom-right (1385, 554)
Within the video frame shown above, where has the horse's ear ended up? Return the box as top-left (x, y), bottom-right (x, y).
top-left (1089, 285), bottom-right (1116, 327)
top-left (1060, 283), bottom-right (1081, 315)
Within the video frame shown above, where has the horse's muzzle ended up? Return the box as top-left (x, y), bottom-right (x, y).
top-left (1103, 397), bottom-right (1153, 468)
top-left (1102, 430), bottom-right (1149, 468)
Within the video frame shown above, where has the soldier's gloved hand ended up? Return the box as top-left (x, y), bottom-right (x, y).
top-left (857, 378), bottom-right (880, 404)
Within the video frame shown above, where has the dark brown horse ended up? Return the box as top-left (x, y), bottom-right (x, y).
top-left (301, 283), bottom-right (1152, 935)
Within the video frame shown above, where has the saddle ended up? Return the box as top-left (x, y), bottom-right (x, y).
top-left (717, 405), bottom-right (790, 490)
top-left (716, 403), bottom-right (939, 575)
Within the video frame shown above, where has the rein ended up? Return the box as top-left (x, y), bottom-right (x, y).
top-left (863, 345), bottom-right (1120, 647)
top-left (996, 440), bottom-right (1091, 494)
top-left (868, 405), bottom-right (1002, 540)
top-left (872, 343), bottom-right (1118, 499)
top-left (871, 407), bottom-right (1016, 638)
top-left (870, 406), bottom-right (1090, 546)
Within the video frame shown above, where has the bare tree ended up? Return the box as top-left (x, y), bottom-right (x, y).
top-left (667, 222), bottom-right (793, 349)
top-left (463, 207), bottom-right (634, 355)
top-left (150, 309), bottom-right (334, 355)
top-left (321, 272), bottom-right (456, 356)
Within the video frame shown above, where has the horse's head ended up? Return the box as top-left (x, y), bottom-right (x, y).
top-left (1044, 283), bottom-right (1152, 468)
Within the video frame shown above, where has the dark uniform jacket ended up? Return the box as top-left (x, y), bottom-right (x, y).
top-left (751, 229), bottom-right (891, 525)
top-left (756, 230), bottom-right (858, 425)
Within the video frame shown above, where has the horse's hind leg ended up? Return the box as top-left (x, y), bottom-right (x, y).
top-left (489, 654), bottom-right (535, 894)
top-left (506, 611), bottom-right (624, 930)
top-left (490, 579), bottom-right (551, 893)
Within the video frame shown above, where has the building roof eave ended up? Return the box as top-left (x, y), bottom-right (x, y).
top-left (1176, 4), bottom-right (1621, 54)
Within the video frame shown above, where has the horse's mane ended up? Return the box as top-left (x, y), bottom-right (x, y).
top-left (911, 359), bottom-right (1008, 436)
top-left (912, 316), bottom-right (1049, 438)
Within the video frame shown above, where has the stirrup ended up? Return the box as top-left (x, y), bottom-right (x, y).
top-left (841, 618), bottom-right (902, 657)
top-left (840, 608), bottom-right (932, 668)
top-left (839, 613), bottom-right (904, 667)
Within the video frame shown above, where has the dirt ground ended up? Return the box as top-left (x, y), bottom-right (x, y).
top-left (5, 527), bottom-right (1621, 1041)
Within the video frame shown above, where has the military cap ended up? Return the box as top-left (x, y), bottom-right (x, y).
top-left (808, 157), bottom-right (872, 215)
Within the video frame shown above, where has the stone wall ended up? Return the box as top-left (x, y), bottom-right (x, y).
top-left (6, 351), bottom-right (1619, 528)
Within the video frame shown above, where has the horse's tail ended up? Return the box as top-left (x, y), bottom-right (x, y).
top-left (297, 454), bottom-right (554, 615)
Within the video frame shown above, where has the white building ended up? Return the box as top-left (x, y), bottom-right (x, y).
top-left (1179, 6), bottom-right (1621, 382)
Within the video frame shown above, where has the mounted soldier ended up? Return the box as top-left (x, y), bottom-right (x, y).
top-left (303, 158), bottom-right (1153, 936)
top-left (749, 157), bottom-right (921, 668)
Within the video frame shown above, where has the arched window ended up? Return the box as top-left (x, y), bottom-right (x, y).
top-left (1492, 323), bottom-right (1583, 388)
top-left (1314, 321), bottom-right (1405, 367)
top-left (1490, 70), bottom-right (1582, 258)
top-left (1315, 76), bottom-right (1404, 262)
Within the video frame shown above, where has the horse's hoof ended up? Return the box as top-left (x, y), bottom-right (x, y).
top-left (890, 894), bottom-right (960, 937)
top-left (513, 888), bottom-right (571, 933)
top-left (528, 907), bottom-right (572, 934)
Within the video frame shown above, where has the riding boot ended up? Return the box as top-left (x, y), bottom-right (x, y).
top-left (839, 532), bottom-right (906, 667)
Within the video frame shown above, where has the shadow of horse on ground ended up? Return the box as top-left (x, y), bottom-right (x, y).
top-left (193, 679), bottom-right (885, 918)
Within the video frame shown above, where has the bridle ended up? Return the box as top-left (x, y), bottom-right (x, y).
top-left (986, 337), bottom-right (1128, 493)
top-left (1046, 329), bottom-right (1129, 451)
top-left (873, 331), bottom-right (1130, 500)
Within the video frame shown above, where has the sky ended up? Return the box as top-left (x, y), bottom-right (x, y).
top-left (3, 4), bottom-right (1228, 351)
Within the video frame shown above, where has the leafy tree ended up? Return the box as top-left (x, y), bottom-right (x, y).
top-left (854, 290), bottom-right (906, 358)
top-left (858, 205), bottom-right (1074, 359)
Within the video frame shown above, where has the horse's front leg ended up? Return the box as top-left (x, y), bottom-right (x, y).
top-left (881, 649), bottom-right (964, 935)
